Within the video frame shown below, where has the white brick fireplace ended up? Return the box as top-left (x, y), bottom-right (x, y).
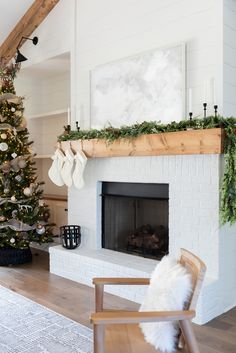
top-left (50, 153), bottom-right (236, 324)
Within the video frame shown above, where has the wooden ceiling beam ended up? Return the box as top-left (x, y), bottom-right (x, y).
top-left (0, 0), bottom-right (60, 63)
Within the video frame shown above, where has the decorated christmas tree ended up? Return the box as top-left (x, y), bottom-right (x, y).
top-left (0, 61), bottom-right (53, 263)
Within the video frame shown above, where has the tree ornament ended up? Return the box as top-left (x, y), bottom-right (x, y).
top-left (1, 161), bottom-right (11, 173)
top-left (3, 188), bottom-right (10, 194)
top-left (0, 216), bottom-right (6, 222)
top-left (10, 238), bottom-right (15, 244)
top-left (10, 195), bottom-right (16, 202)
top-left (18, 159), bottom-right (26, 169)
top-left (29, 183), bottom-right (36, 191)
top-left (0, 142), bottom-right (8, 151)
top-left (15, 111), bottom-right (22, 117)
top-left (39, 200), bottom-right (45, 207)
top-left (11, 152), bottom-right (17, 158)
top-left (23, 187), bottom-right (32, 196)
top-left (15, 175), bottom-right (22, 182)
top-left (36, 224), bottom-right (46, 235)
top-left (11, 107), bottom-right (16, 112)
top-left (0, 133), bottom-right (7, 139)
top-left (10, 158), bottom-right (20, 172)
top-left (43, 210), bottom-right (50, 222)
top-left (12, 210), bottom-right (18, 218)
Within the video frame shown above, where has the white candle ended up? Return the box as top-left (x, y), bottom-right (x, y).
top-left (204, 80), bottom-right (207, 103)
top-left (212, 78), bottom-right (216, 105)
top-left (188, 88), bottom-right (192, 113)
top-left (67, 107), bottom-right (70, 125)
top-left (77, 107), bottom-right (81, 124)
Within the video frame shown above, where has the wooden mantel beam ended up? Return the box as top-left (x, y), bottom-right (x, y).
top-left (60, 128), bottom-right (224, 158)
top-left (0, 0), bottom-right (60, 63)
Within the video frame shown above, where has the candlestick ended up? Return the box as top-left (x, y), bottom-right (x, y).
top-left (67, 107), bottom-right (71, 126)
top-left (203, 103), bottom-right (207, 118)
top-left (188, 88), bottom-right (192, 114)
top-left (214, 105), bottom-right (218, 118)
top-left (76, 121), bottom-right (80, 131)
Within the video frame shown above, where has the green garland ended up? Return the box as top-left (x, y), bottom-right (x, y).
top-left (58, 116), bottom-right (236, 225)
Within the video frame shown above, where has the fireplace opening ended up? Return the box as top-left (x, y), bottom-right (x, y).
top-left (101, 182), bottom-right (169, 260)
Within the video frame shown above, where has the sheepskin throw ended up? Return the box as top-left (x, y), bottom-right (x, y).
top-left (139, 255), bottom-right (193, 353)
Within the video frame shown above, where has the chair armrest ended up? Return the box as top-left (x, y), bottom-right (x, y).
top-left (93, 277), bottom-right (150, 286)
top-left (91, 310), bottom-right (195, 325)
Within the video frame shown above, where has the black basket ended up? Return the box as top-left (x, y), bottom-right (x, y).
top-left (0, 247), bottom-right (32, 266)
top-left (60, 225), bottom-right (81, 249)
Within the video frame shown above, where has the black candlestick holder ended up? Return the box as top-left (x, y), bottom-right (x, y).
top-left (189, 112), bottom-right (193, 121)
top-left (76, 121), bottom-right (80, 132)
top-left (203, 103), bottom-right (207, 118)
top-left (214, 105), bottom-right (218, 118)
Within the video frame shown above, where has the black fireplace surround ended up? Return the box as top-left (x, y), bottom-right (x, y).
top-left (101, 182), bottom-right (169, 260)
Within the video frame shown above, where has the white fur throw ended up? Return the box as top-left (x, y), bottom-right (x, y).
top-left (139, 255), bottom-right (193, 353)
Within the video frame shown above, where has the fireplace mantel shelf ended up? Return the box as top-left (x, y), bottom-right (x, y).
top-left (60, 128), bottom-right (223, 158)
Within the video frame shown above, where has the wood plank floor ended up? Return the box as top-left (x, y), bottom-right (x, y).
top-left (0, 248), bottom-right (235, 353)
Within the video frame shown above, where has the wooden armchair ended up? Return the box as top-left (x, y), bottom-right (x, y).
top-left (90, 249), bottom-right (206, 353)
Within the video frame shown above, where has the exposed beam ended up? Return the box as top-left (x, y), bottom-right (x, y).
top-left (0, 0), bottom-right (60, 63)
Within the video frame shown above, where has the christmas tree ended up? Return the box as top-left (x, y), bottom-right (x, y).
top-left (0, 61), bottom-right (53, 252)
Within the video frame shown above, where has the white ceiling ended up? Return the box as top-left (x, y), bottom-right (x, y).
top-left (0, 0), bottom-right (35, 46)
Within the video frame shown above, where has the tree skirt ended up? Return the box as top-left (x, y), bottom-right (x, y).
top-left (0, 285), bottom-right (93, 353)
top-left (0, 247), bottom-right (32, 266)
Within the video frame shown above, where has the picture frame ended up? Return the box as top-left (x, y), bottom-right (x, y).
top-left (90, 43), bottom-right (186, 129)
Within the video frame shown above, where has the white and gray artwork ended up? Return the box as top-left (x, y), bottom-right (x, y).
top-left (91, 44), bottom-right (185, 129)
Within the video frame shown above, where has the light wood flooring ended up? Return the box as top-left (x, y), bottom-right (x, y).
top-left (0, 248), bottom-right (235, 353)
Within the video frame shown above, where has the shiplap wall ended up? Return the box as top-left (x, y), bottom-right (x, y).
top-left (75, 0), bottom-right (223, 128)
top-left (223, 0), bottom-right (236, 116)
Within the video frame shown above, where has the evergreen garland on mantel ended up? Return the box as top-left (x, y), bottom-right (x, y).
top-left (58, 116), bottom-right (236, 225)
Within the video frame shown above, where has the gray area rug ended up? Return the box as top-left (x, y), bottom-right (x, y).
top-left (0, 285), bottom-right (93, 353)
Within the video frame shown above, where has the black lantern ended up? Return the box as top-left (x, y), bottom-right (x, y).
top-left (60, 225), bottom-right (81, 249)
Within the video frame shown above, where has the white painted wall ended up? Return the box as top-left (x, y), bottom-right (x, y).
top-left (223, 0), bottom-right (236, 116)
top-left (74, 0), bottom-right (223, 128)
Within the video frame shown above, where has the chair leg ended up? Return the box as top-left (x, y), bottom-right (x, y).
top-left (95, 284), bottom-right (104, 312)
top-left (94, 324), bottom-right (105, 353)
top-left (179, 320), bottom-right (200, 353)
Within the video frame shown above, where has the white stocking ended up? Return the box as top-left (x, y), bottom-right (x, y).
top-left (72, 150), bottom-right (87, 189)
top-left (48, 148), bottom-right (65, 186)
top-left (60, 147), bottom-right (75, 187)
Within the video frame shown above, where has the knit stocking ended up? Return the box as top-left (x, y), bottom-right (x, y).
top-left (72, 150), bottom-right (87, 189)
top-left (48, 148), bottom-right (65, 186)
top-left (60, 147), bottom-right (75, 187)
